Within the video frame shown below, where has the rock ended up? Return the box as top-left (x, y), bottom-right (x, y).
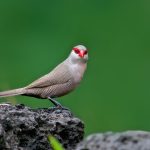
top-left (0, 103), bottom-right (84, 150)
top-left (76, 131), bottom-right (150, 150)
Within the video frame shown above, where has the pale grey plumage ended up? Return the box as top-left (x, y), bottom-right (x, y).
top-left (0, 45), bottom-right (88, 104)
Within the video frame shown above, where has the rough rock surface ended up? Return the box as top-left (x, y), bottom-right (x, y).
top-left (0, 103), bottom-right (84, 150)
top-left (76, 131), bottom-right (150, 150)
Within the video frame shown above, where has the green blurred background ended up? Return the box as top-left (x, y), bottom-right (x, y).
top-left (0, 0), bottom-right (150, 135)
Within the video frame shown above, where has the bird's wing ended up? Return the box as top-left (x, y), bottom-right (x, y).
top-left (26, 62), bottom-right (72, 89)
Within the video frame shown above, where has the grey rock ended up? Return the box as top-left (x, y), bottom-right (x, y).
top-left (0, 103), bottom-right (84, 150)
top-left (76, 131), bottom-right (150, 150)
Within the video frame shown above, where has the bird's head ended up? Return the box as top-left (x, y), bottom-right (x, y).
top-left (69, 45), bottom-right (88, 63)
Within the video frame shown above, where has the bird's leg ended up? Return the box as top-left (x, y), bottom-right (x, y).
top-left (48, 97), bottom-right (62, 108)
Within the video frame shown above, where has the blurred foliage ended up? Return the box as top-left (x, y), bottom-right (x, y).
top-left (48, 135), bottom-right (64, 150)
top-left (0, 0), bottom-right (150, 135)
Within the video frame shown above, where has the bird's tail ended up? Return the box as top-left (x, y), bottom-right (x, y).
top-left (0, 88), bottom-right (26, 98)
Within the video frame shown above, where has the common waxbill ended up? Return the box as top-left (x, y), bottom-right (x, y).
top-left (0, 45), bottom-right (88, 107)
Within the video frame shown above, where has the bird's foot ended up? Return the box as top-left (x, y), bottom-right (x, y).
top-left (48, 97), bottom-right (63, 109)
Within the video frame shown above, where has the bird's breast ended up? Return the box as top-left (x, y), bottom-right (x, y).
top-left (69, 63), bottom-right (87, 84)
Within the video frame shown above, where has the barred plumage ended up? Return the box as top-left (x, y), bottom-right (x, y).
top-left (0, 45), bottom-right (88, 107)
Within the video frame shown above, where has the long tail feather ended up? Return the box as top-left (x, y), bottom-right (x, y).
top-left (0, 88), bottom-right (25, 98)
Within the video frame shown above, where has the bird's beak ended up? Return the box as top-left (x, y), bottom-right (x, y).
top-left (79, 51), bottom-right (84, 58)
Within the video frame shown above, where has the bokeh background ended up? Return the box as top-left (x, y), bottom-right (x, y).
top-left (0, 0), bottom-right (150, 135)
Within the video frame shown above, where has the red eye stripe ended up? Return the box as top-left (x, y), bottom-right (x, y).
top-left (73, 47), bottom-right (80, 54)
top-left (73, 47), bottom-right (88, 56)
top-left (84, 50), bottom-right (88, 55)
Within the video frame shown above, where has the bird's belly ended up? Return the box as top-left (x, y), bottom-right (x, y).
top-left (24, 80), bottom-right (77, 99)
top-left (49, 81), bottom-right (77, 98)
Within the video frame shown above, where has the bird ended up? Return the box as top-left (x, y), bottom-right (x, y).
top-left (0, 45), bottom-right (88, 107)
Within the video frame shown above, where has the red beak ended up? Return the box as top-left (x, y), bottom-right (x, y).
top-left (79, 51), bottom-right (84, 58)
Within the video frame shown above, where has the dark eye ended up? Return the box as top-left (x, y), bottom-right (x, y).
top-left (84, 50), bottom-right (88, 55)
top-left (73, 48), bottom-right (80, 54)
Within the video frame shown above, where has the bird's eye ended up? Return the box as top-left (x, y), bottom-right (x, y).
top-left (73, 48), bottom-right (80, 54)
top-left (84, 50), bottom-right (88, 55)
